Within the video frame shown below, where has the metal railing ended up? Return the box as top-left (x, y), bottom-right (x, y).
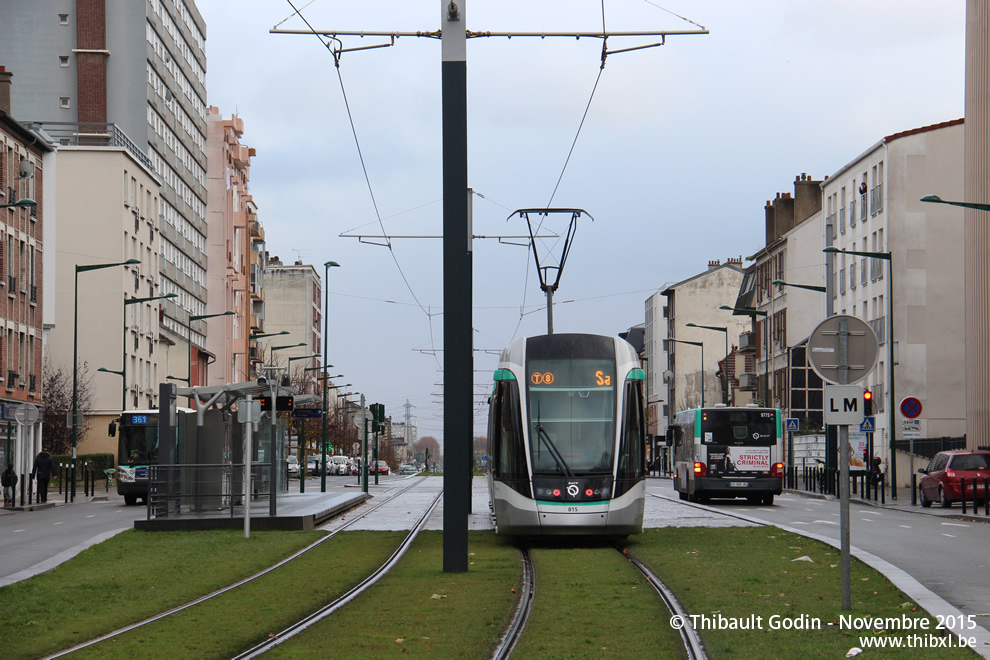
top-left (147, 463), bottom-right (273, 519)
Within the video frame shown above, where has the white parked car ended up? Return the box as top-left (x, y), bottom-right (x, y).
top-left (330, 455), bottom-right (350, 476)
top-left (286, 455), bottom-right (300, 478)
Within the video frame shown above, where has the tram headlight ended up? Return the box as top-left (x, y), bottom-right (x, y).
top-left (118, 466), bottom-right (136, 483)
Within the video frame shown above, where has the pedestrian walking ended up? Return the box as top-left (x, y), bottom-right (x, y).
top-left (2, 462), bottom-right (17, 506)
top-left (32, 449), bottom-right (55, 504)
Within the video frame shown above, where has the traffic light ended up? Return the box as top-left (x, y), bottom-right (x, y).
top-left (370, 403), bottom-right (385, 433)
top-left (863, 389), bottom-right (873, 416)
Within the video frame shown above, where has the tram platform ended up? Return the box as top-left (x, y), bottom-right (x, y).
top-left (134, 489), bottom-right (371, 532)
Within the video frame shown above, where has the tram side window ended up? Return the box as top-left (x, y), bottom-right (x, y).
top-left (616, 380), bottom-right (645, 494)
top-left (495, 381), bottom-right (528, 490)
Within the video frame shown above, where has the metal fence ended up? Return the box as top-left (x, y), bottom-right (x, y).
top-left (894, 436), bottom-right (966, 461)
top-left (147, 463), bottom-right (273, 519)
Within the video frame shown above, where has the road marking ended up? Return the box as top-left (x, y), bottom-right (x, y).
top-left (804, 508), bottom-right (813, 511)
top-left (813, 520), bottom-right (838, 525)
top-left (941, 522), bottom-right (970, 528)
top-left (86, 514), bottom-right (95, 518)
top-left (898, 525), bottom-right (911, 529)
top-left (13, 529), bottom-right (24, 533)
top-left (868, 511), bottom-right (883, 515)
top-left (790, 521), bottom-right (809, 525)
top-left (53, 521), bottom-right (63, 525)
top-left (861, 518), bottom-right (873, 522)
top-left (942, 533), bottom-right (956, 538)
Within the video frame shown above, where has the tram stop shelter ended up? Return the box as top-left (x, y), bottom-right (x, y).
top-left (134, 381), bottom-right (368, 531)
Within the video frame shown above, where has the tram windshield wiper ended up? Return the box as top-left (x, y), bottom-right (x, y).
top-left (536, 424), bottom-right (573, 478)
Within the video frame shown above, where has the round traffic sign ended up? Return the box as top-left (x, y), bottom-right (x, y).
top-left (900, 397), bottom-right (922, 419)
top-left (807, 315), bottom-right (880, 385)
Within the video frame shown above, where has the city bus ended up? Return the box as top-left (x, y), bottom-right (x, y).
top-left (111, 409), bottom-right (193, 505)
top-left (668, 405), bottom-right (783, 505)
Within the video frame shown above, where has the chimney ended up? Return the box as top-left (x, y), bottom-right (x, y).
top-left (0, 66), bottom-right (12, 116)
top-left (708, 259), bottom-right (721, 270)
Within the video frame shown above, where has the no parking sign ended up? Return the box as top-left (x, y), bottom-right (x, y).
top-left (900, 397), bottom-right (922, 419)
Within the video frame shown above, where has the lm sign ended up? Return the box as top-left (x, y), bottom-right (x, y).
top-left (824, 385), bottom-right (865, 425)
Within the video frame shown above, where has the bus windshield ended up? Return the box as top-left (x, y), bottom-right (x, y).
top-left (119, 413), bottom-right (160, 465)
top-left (527, 358), bottom-right (615, 474)
top-left (700, 409), bottom-right (777, 446)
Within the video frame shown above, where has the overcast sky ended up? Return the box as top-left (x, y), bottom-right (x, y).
top-left (196, 1), bottom-right (966, 444)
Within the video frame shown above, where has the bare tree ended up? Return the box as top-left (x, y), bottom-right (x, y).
top-left (42, 359), bottom-right (94, 456)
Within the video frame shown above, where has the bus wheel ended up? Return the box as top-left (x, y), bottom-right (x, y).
top-left (761, 494), bottom-right (774, 506)
top-left (124, 494), bottom-right (137, 506)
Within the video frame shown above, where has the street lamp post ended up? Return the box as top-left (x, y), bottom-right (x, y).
top-left (0, 198), bottom-right (36, 209)
top-left (269, 342), bottom-right (306, 367)
top-left (771, 279), bottom-right (827, 481)
top-left (102, 293), bottom-right (177, 410)
top-left (187, 311), bottom-right (235, 388)
top-left (322, 261), bottom-right (340, 492)
top-left (824, 246), bottom-right (896, 498)
top-left (720, 305), bottom-right (769, 407)
top-left (685, 323), bottom-right (728, 404)
top-left (72, 259), bottom-right (141, 501)
top-left (668, 338), bottom-right (705, 408)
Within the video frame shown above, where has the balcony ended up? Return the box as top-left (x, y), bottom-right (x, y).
top-left (870, 184), bottom-right (884, 216)
top-left (738, 373), bottom-right (758, 389)
top-left (737, 331), bottom-right (756, 352)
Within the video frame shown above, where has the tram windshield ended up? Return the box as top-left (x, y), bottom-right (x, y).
top-left (118, 413), bottom-right (160, 465)
top-left (527, 358), bottom-right (615, 475)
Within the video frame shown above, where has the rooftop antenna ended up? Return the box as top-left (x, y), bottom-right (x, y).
top-left (511, 208), bottom-right (593, 334)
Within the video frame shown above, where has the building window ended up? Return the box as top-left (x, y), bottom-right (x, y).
top-left (59, 56), bottom-right (69, 67)
top-left (59, 97), bottom-right (70, 109)
top-left (58, 14), bottom-right (69, 25)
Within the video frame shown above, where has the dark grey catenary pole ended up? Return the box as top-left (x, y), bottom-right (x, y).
top-left (442, 0), bottom-right (471, 573)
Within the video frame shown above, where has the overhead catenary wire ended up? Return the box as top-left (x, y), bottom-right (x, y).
top-left (283, 0), bottom-right (440, 372)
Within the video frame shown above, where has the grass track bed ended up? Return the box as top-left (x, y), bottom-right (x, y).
top-left (628, 527), bottom-right (975, 659)
top-left (0, 529), bottom-right (323, 660)
top-left (68, 531), bottom-right (406, 659)
top-left (510, 544), bottom-right (687, 659)
top-left (268, 531), bottom-right (521, 658)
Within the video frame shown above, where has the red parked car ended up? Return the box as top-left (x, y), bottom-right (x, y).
top-left (918, 450), bottom-right (990, 508)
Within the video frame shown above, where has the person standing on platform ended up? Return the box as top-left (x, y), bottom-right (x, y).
top-left (32, 449), bottom-right (55, 504)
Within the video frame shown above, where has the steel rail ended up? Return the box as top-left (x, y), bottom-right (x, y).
top-left (234, 489), bottom-right (444, 658)
top-left (489, 547), bottom-right (535, 660)
top-left (622, 549), bottom-right (708, 660)
top-left (44, 477), bottom-right (432, 659)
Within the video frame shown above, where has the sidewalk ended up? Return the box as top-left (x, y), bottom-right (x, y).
top-left (786, 486), bottom-right (990, 523)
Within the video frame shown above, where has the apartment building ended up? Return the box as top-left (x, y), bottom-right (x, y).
top-left (0, 0), bottom-right (213, 402)
top-left (262, 258), bottom-right (322, 379)
top-left (205, 107), bottom-right (261, 385)
top-left (0, 67), bottom-right (50, 477)
top-left (825, 119), bottom-right (967, 472)
top-left (657, 259), bottom-right (748, 416)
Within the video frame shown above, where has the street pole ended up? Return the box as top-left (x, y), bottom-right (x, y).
top-left (322, 260), bottom-right (338, 492)
top-left (442, 0), bottom-right (471, 573)
top-left (361, 393), bottom-right (368, 494)
top-left (886, 259), bottom-right (897, 500)
top-left (837, 317), bottom-right (851, 611)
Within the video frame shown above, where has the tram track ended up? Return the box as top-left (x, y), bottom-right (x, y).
top-left (45, 477), bottom-right (435, 659)
top-left (233, 488), bottom-right (443, 658)
top-left (490, 543), bottom-right (706, 660)
top-left (620, 546), bottom-right (707, 660)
